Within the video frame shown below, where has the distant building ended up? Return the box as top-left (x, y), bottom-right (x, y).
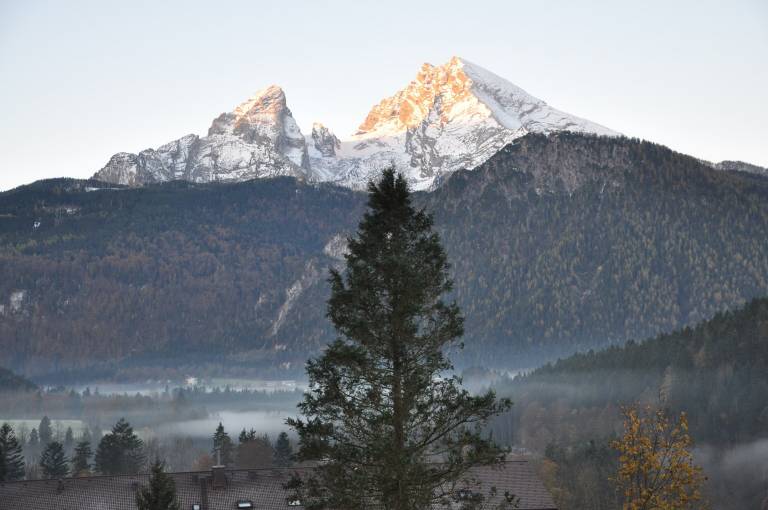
top-left (0, 460), bottom-right (557, 509)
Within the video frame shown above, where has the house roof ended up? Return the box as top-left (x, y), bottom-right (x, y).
top-left (0, 461), bottom-right (557, 510)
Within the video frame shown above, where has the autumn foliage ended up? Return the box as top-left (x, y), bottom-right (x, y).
top-left (612, 405), bottom-right (706, 510)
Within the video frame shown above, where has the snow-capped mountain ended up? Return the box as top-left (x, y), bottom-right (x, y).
top-left (94, 85), bottom-right (312, 186)
top-left (94, 57), bottom-right (619, 189)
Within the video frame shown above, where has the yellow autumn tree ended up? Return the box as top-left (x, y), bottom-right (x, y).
top-left (612, 405), bottom-right (707, 510)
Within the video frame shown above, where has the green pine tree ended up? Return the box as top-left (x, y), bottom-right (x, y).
top-left (136, 460), bottom-right (181, 510)
top-left (0, 423), bottom-right (25, 481)
top-left (95, 418), bottom-right (145, 475)
top-left (39, 441), bottom-right (68, 479)
top-left (211, 422), bottom-right (234, 466)
top-left (287, 169), bottom-right (511, 510)
top-left (38, 416), bottom-right (52, 446)
top-left (64, 427), bottom-right (74, 451)
top-left (236, 432), bottom-right (273, 469)
top-left (273, 431), bottom-right (293, 467)
top-left (28, 428), bottom-right (39, 449)
top-left (71, 439), bottom-right (93, 475)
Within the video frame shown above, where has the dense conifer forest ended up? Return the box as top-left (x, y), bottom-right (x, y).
top-left (0, 367), bottom-right (36, 392)
top-left (2, 134), bottom-right (768, 379)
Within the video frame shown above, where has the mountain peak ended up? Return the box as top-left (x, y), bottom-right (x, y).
top-left (94, 57), bottom-right (617, 191)
top-left (207, 85), bottom-right (308, 171)
top-left (354, 57), bottom-right (475, 137)
top-left (353, 56), bottom-right (617, 140)
top-left (233, 85), bottom-right (287, 119)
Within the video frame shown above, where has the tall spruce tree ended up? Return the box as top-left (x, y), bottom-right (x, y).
top-left (273, 431), bottom-right (293, 467)
top-left (236, 431), bottom-right (273, 469)
top-left (64, 427), bottom-right (74, 452)
top-left (0, 423), bottom-right (25, 481)
top-left (28, 428), bottom-right (39, 450)
top-left (211, 422), bottom-right (234, 466)
top-left (38, 416), bottom-right (52, 446)
top-left (39, 441), bottom-right (68, 479)
top-left (136, 460), bottom-right (181, 510)
top-left (95, 418), bottom-right (145, 475)
top-left (72, 439), bottom-right (93, 475)
top-left (287, 170), bottom-right (511, 509)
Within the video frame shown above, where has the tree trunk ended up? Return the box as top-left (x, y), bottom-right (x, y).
top-left (392, 339), bottom-right (405, 510)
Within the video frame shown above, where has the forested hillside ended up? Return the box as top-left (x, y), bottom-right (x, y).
top-left (0, 178), bottom-right (365, 380)
top-left (427, 133), bottom-right (768, 365)
top-left (493, 296), bottom-right (768, 509)
top-left (0, 366), bottom-right (36, 392)
top-left (2, 133), bottom-right (768, 379)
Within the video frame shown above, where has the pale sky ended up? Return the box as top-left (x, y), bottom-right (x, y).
top-left (0, 0), bottom-right (766, 191)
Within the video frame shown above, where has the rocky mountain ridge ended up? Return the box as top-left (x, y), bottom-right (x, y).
top-left (94, 57), bottom-right (620, 191)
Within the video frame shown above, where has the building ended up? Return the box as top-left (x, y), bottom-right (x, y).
top-left (0, 460), bottom-right (557, 509)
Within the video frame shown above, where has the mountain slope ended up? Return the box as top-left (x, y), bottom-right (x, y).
top-left (508, 296), bottom-right (768, 444)
top-left (4, 134), bottom-right (768, 379)
top-left (494, 296), bottom-right (768, 510)
top-left (427, 133), bottom-right (768, 363)
top-left (713, 159), bottom-right (768, 176)
top-left (94, 57), bottom-right (617, 191)
top-left (0, 366), bottom-right (37, 392)
top-left (0, 178), bottom-right (364, 379)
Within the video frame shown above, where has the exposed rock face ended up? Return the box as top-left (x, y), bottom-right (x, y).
top-left (9, 290), bottom-right (25, 313)
top-left (322, 233), bottom-right (349, 260)
top-left (310, 123), bottom-right (341, 158)
top-left (94, 86), bottom-right (310, 185)
top-left (94, 57), bottom-right (618, 190)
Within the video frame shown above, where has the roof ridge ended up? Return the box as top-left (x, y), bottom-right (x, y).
top-left (1, 459), bottom-right (531, 485)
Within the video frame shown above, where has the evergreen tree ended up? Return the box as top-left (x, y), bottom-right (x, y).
top-left (211, 422), bottom-right (234, 466)
top-left (38, 416), bottom-right (52, 446)
top-left (95, 418), bottom-right (145, 475)
top-left (64, 427), bottom-right (74, 451)
top-left (236, 431), bottom-right (273, 469)
top-left (80, 427), bottom-right (92, 445)
top-left (287, 170), bottom-right (510, 509)
top-left (238, 428), bottom-right (258, 443)
top-left (28, 428), bottom-right (39, 449)
top-left (0, 423), bottom-right (25, 481)
top-left (71, 439), bottom-right (93, 475)
top-left (39, 441), bottom-right (68, 479)
top-left (136, 460), bottom-right (181, 510)
top-left (90, 423), bottom-right (102, 446)
top-left (273, 431), bottom-right (293, 467)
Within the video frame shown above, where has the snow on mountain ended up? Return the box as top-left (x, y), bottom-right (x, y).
top-left (94, 57), bottom-right (619, 190)
top-left (94, 85), bottom-right (311, 186)
top-left (712, 160), bottom-right (768, 177)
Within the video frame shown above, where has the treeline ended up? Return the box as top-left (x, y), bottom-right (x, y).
top-left (0, 416), bottom-right (295, 481)
top-left (491, 296), bottom-right (768, 509)
top-left (0, 367), bottom-right (36, 392)
top-left (0, 384), bottom-right (302, 430)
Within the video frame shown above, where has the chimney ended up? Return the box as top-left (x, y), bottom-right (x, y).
top-left (212, 465), bottom-right (227, 489)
